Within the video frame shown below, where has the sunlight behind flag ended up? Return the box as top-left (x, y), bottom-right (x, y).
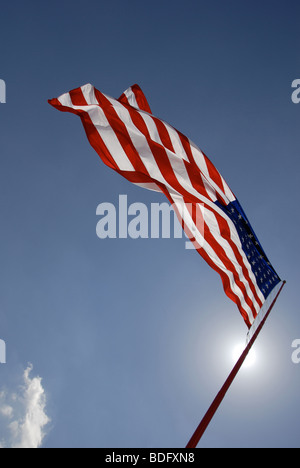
top-left (232, 343), bottom-right (256, 368)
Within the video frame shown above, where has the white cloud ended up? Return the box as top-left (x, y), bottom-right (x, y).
top-left (0, 364), bottom-right (50, 448)
top-left (0, 405), bottom-right (13, 418)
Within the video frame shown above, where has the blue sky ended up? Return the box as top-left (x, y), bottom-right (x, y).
top-left (0, 0), bottom-right (299, 448)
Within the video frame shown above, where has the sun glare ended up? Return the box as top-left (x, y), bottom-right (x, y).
top-left (232, 343), bottom-right (257, 368)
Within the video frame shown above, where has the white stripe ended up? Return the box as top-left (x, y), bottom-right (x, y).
top-left (81, 83), bottom-right (99, 105)
top-left (200, 174), bottom-right (218, 202)
top-left (163, 122), bottom-right (189, 162)
top-left (58, 92), bottom-right (73, 108)
top-left (124, 87), bottom-right (139, 109)
top-left (189, 141), bottom-right (210, 180)
top-left (140, 112), bottom-right (163, 146)
top-left (133, 182), bottom-right (162, 192)
top-left (221, 175), bottom-right (235, 201)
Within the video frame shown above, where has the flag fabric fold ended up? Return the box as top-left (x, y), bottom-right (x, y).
top-left (48, 83), bottom-right (280, 328)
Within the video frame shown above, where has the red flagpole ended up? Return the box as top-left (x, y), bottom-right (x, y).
top-left (186, 280), bottom-right (286, 449)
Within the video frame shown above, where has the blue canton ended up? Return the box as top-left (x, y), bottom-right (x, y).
top-left (215, 200), bottom-right (281, 299)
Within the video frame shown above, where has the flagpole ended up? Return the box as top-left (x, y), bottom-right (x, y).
top-left (186, 280), bottom-right (286, 449)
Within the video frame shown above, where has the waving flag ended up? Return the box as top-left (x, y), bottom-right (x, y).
top-left (49, 84), bottom-right (280, 328)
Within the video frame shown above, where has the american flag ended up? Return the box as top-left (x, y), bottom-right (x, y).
top-left (49, 83), bottom-right (280, 328)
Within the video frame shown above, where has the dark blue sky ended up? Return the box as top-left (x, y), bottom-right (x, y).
top-left (0, 0), bottom-right (299, 448)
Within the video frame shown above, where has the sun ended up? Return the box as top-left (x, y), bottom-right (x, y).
top-left (232, 343), bottom-right (257, 368)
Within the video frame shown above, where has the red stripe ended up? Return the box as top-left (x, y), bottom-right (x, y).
top-left (48, 98), bottom-right (80, 116)
top-left (118, 170), bottom-right (164, 192)
top-left (130, 84), bottom-right (152, 114)
top-left (117, 92), bottom-right (130, 106)
top-left (151, 118), bottom-right (175, 153)
top-left (183, 160), bottom-right (217, 201)
top-left (69, 87), bottom-right (88, 106)
top-left (117, 84), bottom-right (152, 114)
